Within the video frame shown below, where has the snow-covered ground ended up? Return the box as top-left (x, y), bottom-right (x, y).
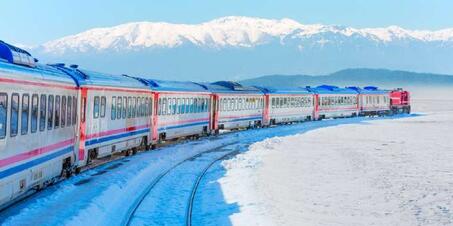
top-left (220, 91), bottom-right (453, 226)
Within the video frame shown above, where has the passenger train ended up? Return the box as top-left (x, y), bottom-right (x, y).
top-left (0, 41), bottom-right (411, 209)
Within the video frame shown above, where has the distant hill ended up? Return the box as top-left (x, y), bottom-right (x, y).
top-left (240, 68), bottom-right (453, 88)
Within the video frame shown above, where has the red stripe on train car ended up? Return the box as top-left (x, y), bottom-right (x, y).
top-left (0, 138), bottom-right (74, 168)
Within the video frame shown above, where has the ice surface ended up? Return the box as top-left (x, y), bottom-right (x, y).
top-left (220, 90), bottom-right (453, 226)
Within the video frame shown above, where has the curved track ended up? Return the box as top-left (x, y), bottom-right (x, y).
top-left (122, 143), bottom-right (239, 226)
top-left (185, 150), bottom-right (239, 226)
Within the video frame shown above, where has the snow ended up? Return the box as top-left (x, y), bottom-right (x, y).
top-left (40, 16), bottom-right (453, 54)
top-left (219, 92), bottom-right (453, 225)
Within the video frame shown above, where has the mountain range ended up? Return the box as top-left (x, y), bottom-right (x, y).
top-left (240, 68), bottom-right (453, 88)
top-left (26, 16), bottom-right (453, 81)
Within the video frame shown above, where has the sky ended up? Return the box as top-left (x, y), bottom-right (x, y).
top-left (1, 0), bottom-right (452, 45)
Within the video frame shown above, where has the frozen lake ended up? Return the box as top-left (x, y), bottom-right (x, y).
top-left (220, 88), bottom-right (453, 225)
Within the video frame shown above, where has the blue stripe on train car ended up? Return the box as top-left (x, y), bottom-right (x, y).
top-left (0, 146), bottom-right (74, 180)
top-left (85, 128), bottom-right (150, 146)
top-left (158, 121), bottom-right (209, 131)
top-left (219, 116), bottom-right (262, 123)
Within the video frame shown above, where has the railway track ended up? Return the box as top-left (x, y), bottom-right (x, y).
top-left (122, 142), bottom-right (239, 226)
top-left (185, 150), bottom-right (239, 226)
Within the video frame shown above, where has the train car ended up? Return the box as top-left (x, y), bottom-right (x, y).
top-left (52, 65), bottom-right (153, 168)
top-left (138, 79), bottom-right (212, 142)
top-left (390, 88), bottom-right (411, 114)
top-left (349, 86), bottom-right (391, 116)
top-left (202, 81), bottom-right (265, 131)
top-left (257, 87), bottom-right (315, 125)
top-left (310, 85), bottom-right (359, 119)
top-left (0, 42), bottom-right (78, 208)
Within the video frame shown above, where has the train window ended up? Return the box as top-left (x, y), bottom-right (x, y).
top-left (142, 98), bottom-right (146, 116)
top-left (135, 97), bottom-right (139, 117)
top-left (47, 95), bottom-right (54, 130)
top-left (0, 93), bottom-right (7, 139)
top-left (39, 95), bottom-right (46, 131)
top-left (61, 96), bottom-right (66, 127)
top-left (131, 97), bottom-right (136, 117)
top-left (93, 96), bottom-right (100, 119)
top-left (101, 96), bottom-right (106, 118)
top-left (31, 94), bottom-right (38, 133)
top-left (139, 97), bottom-right (143, 117)
top-left (111, 97), bottom-right (116, 120)
top-left (72, 97), bottom-right (77, 125)
top-left (117, 97), bottom-right (122, 119)
top-left (271, 98), bottom-right (276, 108)
top-left (55, 96), bottom-right (60, 128)
top-left (67, 96), bottom-right (72, 126)
top-left (162, 98), bottom-right (167, 115)
top-left (205, 98), bottom-right (209, 112)
top-left (125, 97), bottom-right (130, 118)
top-left (10, 93), bottom-right (19, 137)
top-left (21, 94), bottom-right (30, 135)
top-left (122, 96), bottom-right (127, 119)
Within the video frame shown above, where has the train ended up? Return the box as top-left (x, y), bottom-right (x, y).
top-left (0, 40), bottom-right (411, 209)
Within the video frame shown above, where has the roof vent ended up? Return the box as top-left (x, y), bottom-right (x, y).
top-left (0, 40), bottom-right (36, 67)
top-left (70, 64), bottom-right (79, 69)
top-left (364, 86), bottom-right (378, 91)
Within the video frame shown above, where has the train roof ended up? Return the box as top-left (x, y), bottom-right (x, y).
top-left (347, 86), bottom-right (390, 94)
top-left (0, 41), bottom-right (76, 84)
top-left (255, 86), bottom-right (313, 95)
top-left (134, 78), bottom-right (210, 93)
top-left (308, 85), bottom-right (359, 94)
top-left (199, 81), bottom-right (263, 94)
top-left (50, 64), bottom-right (148, 89)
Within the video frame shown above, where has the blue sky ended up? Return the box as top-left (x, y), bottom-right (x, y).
top-left (1, 0), bottom-right (452, 45)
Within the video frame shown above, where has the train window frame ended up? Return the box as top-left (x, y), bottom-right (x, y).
top-left (66, 96), bottom-right (72, 126)
top-left (0, 93), bottom-right (7, 139)
top-left (111, 96), bottom-right (116, 120)
top-left (93, 96), bottom-right (100, 119)
top-left (122, 96), bottom-right (127, 119)
top-left (72, 97), bottom-right (77, 125)
top-left (100, 96), bottom-right (106, 118)
top-left (47, 95), bottom-right (54, 130)
top-left (131, 97), bottom-right (136, 118)
top-left (39, 95), bottom-right (46, 131)
top-left (31, 94), bottom-right (38, 133)
top-left (21, 94), bottom-right (30, 135)
top-left (10, 93), bottom-right (19, 137)
top-left (61, 96), bottom-right (66, 127)
top-left (117, 97), bottom-right (122, 120)
top-left (55, 95), bottom-right (61, 128)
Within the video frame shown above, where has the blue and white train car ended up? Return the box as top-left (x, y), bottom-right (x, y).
top-left (52, 65), bottom-right (153, 167)
top-left (203, 81), bottom-right (264, 131)
top-left (258, 87), bottom-right (315, 125)
top-left (0, 42), bottom-right (78, 208)
top-left (351, 86), bottom-right (391, 116)
top-left (140, 79), bottom-right (212, 142)
top-left (311, 85), bottom-right (359, 119)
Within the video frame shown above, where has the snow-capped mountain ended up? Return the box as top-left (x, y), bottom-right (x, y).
top-left (31, 16), bottom-right (453, 81)
top-left (40, 16), bottom-right (453, 53)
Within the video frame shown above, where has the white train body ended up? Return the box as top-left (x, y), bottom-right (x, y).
top-left (217, 93), bottom-right (264, 130)
top-left (313, 86), bottom-right (359, 119)
top-left (0, 60), bottom-right (78, 208)
top-left (357, 87), bottom-right (391, 115)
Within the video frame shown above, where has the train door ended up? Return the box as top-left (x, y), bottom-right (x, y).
top-left (76, 87), bottom-right (88, 167)
top-left (151, 92), bottom-right (159, 143)
top-left (262, 94), bottom-right (270, 126)
top-left (210, 94), bottom-right (219, 133)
